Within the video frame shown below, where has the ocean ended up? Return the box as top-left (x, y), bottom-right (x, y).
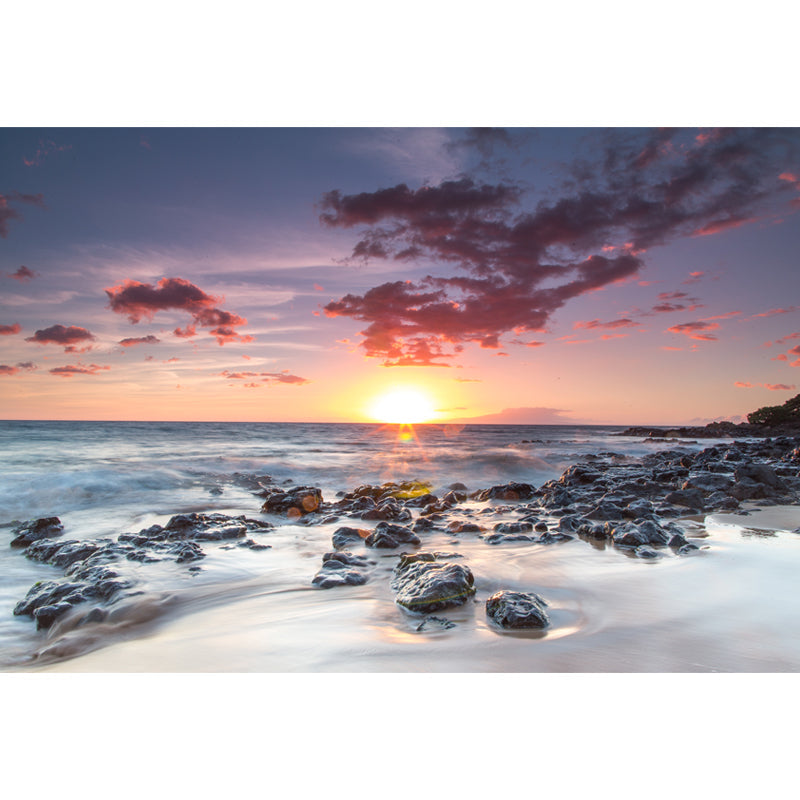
top-left (2, 420), bottom-right (799, 672)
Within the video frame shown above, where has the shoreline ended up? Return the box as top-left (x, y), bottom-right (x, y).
top-left (4, 432), bottom-right (800, 671)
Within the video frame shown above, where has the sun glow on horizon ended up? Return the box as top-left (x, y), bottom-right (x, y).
top-left (368, 388), bottom-right (437, 424)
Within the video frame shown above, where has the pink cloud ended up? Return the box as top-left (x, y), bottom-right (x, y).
top-left (220, 369), bottom-right (310, 385)
top-left (25, 324), bottom-right (96, 352)
top-left (0, 362), bottom-right (37, 376)
top-left (119, 335), bottom-right (160, 348)
top-left (49, 363), bottom-right (110, 377)
top-left (0, 323), bottom-right (21, 336)
top-left (702, 311), bottom-right (742, 321)
top-left (752, 307), bottom-right (798, 319)
top-left (667, 321), bottom-right (720, 341)
top-left (693, 217), bottom-right (758, 237)
top-left (764, 383), bottom-right (796, 391)
top-left (682, 271), bottom-right (705, 284)
top-left (106, 277), bottom-right (252, 346)
top-left (574, 318), bottom-right (640, 330)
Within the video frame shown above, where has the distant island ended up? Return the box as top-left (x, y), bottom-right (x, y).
top-left (619, 393), bottom-right (800, 439)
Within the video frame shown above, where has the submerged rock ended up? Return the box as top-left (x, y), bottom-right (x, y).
top-left (485, 590), bottom-right (549, 629)
top-left (392, 554), bottom-right (476, 613)
top-left (10, 517), bottom-right (64, 548)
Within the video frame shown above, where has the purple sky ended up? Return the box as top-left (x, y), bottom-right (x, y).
top-left (1, 127), bottom-right (799, 424)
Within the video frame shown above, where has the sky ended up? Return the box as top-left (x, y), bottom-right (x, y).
top-left (1, 126), bottom-right (800, 425)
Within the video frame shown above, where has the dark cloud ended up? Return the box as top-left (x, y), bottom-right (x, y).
top-left (0, 361), bottom-right (37, 376)
top-left (119, 335), bottom-right (161, 348)
top-left (105, 277), bottom-right (252, 346)
top-left (448, 128), bottom-right (515, 158)
top-left (321, 129), bottom-right (797, 365)
top-left (0, 192), bottom-right (46, 238)
top-left (25, 324), bottom-right (96, 352)
top-left (49, 363), bottom-right (110, 377)
top-left (0, 323), bottom-right (22, 335)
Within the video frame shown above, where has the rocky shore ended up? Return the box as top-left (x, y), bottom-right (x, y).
top-left (7, 435), bottom-right (800, 653)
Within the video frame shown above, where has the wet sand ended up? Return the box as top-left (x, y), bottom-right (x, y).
top-left (21, 503), bottom-right (800, 673)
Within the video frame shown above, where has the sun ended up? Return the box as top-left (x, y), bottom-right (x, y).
top-left (368, 388), bottom-right (436, 424)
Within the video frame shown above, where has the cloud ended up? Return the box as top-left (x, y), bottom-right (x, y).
top-left (219, 369), bottom-right (310, 385)
top-left (7, 266), bottom-right (38, 282)
top-left (49, 363), bottom-right (110, 377)
top-left (321, 129), bottom-right (794, 365)
top-left (447, 127), bottom-right (515, 158)
top-left (666, 321), bottom-right (721, 341)
top-left (751, 307), bottom-right (798, 319)
top-left (0, 362), bottom-right (37, 376)
top-left (574, 318), bottom-right (640, 330)
top-left (0, 192), bottom-right (46, 238)
top-left (23, 139), bottom-right (72, 167)
top-left (119, 335), bottom-right (161, 348)
top-left (25, 324), bottom-right (96, 352)
top-left (0, 323), bottom-right (21, 336)
top-left (736, 381), bottom-right (796, 391)
top-left (449, 406), bottom-right (579, 424)
top-left (105, 277), bottom-right (252, 346)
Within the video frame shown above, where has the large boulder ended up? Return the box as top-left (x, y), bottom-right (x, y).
top-left (364, 522), bottom-right (420, 549)
top-left (312, 551), bottom-right (371, 589)
top-left (392, 555), bottom-right (476, 613)
top-left (485, 590), bottom-right (549, 629)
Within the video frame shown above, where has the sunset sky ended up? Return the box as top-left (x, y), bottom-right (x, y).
top-left (1, 126), bottom-right (799, 425)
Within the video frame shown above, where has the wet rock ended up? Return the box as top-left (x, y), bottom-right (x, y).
top-left (683, 473), bottom-right (734, 493)
top-left (634, 545), bottom-right (662, 559)
top-left (473, 482), bottom-right (535, 502)
top-left (536, 531), bottom-right (574, 544)
top-left (445, 520), bottom-right (483, 534)
top-left (734, 463), bottom-right (783, 489)
top-left (493, 521), bottom-right (534, 535)
top-left (25, 539), bottom-right (108, 568)
top-left (481, 531), bottom-right (537, 545)
top-left (664, 488), bottom-right (706, 510)
top-left (10, 517), bottom-right (64, 548)
top-left (442, 490), bottom-right (466, 505)
top-left (392, 555), bottom-right (476, 613)
top-left (261, 486), bottom-right (323, 516)
top-left (331, 526), bottom-right (370, 549)
top-left (485, 590), bottom-right (549, 629)
top-left (312, 551), bottom-right (371, 589)
top-left (415, 615), bottom-right (456, 631)
top-left (364, 522), bottom-right (421, 549)
top-left (611, 520), bottom-right (669, 548)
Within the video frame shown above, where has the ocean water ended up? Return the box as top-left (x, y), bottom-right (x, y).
top-left (1, 420), bottom-right (799, 672)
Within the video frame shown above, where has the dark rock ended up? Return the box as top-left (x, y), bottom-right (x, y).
top-left (536, 531), bottom-right (574, 544)
top-left (635, 545), bottom-right (662, 559)
top-left (445, 521), bottom-right (483, 534)
top-left (331, 526), bottom-right (369, 549)
top-left (415, 615), bottom-right (456, 631)
top-left (10, 517), bottom-right (64, 548)
top-left (392, 556), bottom-right (476, 613)
top-left (365, 522), bottom-right (420, 549)
top-left (261, 486), bottom-right (323, 516)
top-left (492, 521), bottom-right (533, 534)
top-left (611, 520), bottom-right (669, 548)
top-left (481, 531), bottom-right (537, 545)
top-left (664, 488), bottom-right (706, 510)
top-left (485, 590), bottom-right (549, 629)
top-left (734, 463), bottom-right (783, 489)
top-left (473, 482), bottom-right (535, 502)
top-left (312, 551), bottom-right (371, 589)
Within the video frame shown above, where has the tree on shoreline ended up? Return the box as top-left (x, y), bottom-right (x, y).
top-left (747, 393), bottom-right (800, 426)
